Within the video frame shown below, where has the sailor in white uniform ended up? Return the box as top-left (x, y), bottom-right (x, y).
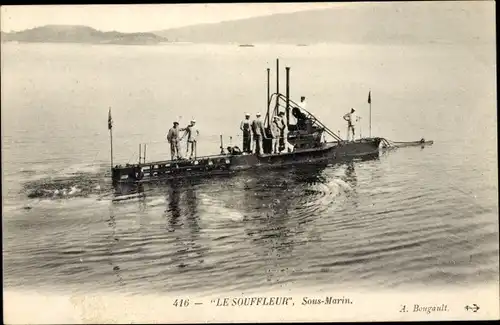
top-left (278, 111), bottom-right (295, 153)
top-left (343, 108), bottom-right (356, 141)
top-left (180, 120), bottom-right (199, 159)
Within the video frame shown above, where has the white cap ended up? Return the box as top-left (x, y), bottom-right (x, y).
top-left (256, 112), bottom-right (261, 116)
top-left (191, 119), bottom-right (196, 123)
top-left (245, 113), bottom-right (250, 116)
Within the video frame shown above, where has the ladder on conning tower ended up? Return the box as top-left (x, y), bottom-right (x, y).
top-left (266, 92), bottom-right (345, 143)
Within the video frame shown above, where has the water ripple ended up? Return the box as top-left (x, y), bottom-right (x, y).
top-left (3, 47), bottom-right (498, 294)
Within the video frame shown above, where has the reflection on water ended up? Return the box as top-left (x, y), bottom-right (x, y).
top-left (2, 148), bottom-right (499, 295)
top-left (113, 163), bottom-right (348, 284)
top-left (166, 183), bottom-right (181, 231)
top-left (342, 162), bottom-right (359, 207)
top-left (163, 181), bottom-right (204, 270)
top-left (105, 210), bottom-right (125, 286)
top-left (2, 41), bottom-right (497, 295)
top-left (343, 162), bottom-right (357, 188)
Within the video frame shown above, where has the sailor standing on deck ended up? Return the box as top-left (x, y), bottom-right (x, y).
top-left (180, 120), bottom-right (199, 159)
top-left (343, 108), bottom-right (356, 141)
top-left (251, 112), bottom-right (265, 155)
top-left (278, 111), bottom-right (294, 153)
top-left (166, 121), bottom-right (181, 160)
top-left (240, 113), bottom-right (252, 154)
top-left (270, 116), bottom-right (281, 154)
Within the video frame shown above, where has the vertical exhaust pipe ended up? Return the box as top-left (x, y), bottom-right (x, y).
top-left (276, 58), bottom-right (280, 97)
top-left (266, 68), bottom-right (270, 125)
top-left (285, 66), bottom-right (290, 127)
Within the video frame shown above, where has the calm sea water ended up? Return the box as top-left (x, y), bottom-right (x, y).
top-left (1, 42), bottom-right (498, 296)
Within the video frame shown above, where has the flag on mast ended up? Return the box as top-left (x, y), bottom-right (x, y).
top-left (108, 108), bottom-right (113, 130)
top-left (368, 91), bottom-right (371, 104)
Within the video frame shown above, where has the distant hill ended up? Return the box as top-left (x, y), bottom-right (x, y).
top-left (153, 2), bottom-right (494, 45)
top-left (1, 2), bottom-right (493, 46)
top-left (1, 25), bottom-right (168, 45)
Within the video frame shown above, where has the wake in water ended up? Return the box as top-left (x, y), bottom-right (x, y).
top-left (198, 193), bottom-right (246, 222)
top-left (21, 167), bottom-right (112, 200)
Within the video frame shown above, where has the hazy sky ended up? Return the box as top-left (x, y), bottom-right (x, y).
top-left (1, 3), bottom-right (343, 33)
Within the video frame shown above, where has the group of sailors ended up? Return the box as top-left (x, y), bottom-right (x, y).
top-left (166, 97), bottom-right (359, 160)
top-left (166, 110), bottom-right (297, 161)
top-left (166, 119), bottom-right (199, 160)
top-left (240, 111), bottom-right (294, 155)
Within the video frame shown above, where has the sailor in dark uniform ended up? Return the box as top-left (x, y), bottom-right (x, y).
top-left (292, 106), bottom-right (308, 130)
top-left (251, 112), bottom-right (265, 155)
top-left (166, 121), bottom-right (181, 160)
top-left (240, 113), bottom-right (252, 153)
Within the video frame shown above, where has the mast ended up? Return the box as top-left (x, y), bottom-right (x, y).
top-left (108, 107), bottom-right (113, 173)
top-left (285, 66), bottom-right (290, 127)
top-left (110, 126), bottom-right (113, 170)
top-left (219, 134), bottom-right (224, 154)
top-left (368, 90), bottom-right (372, 137)
top-left (276, 58), bottom-right (280, 96)
top-left (266, 68), bottom-right (270, 126)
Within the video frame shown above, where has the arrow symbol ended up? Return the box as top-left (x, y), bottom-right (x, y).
top-left (465, 304), bottom-right (480, 312)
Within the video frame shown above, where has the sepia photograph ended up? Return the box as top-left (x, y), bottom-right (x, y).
top-left (2, 1), bottom-right (498, 323)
